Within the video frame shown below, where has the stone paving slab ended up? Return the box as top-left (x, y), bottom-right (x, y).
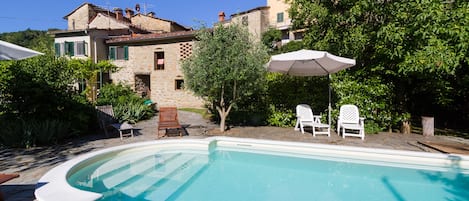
top-left (1, 110), bottom-right (468, 200)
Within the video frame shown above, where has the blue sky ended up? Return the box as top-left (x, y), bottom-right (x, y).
top-left (0, 0), bottom-right (266, 33)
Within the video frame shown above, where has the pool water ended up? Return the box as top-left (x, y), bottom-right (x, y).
top-left (68, 149), bottom-right (469, 201)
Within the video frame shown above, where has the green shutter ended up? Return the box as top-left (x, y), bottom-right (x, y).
top-left (83, 41), bottom-right (88, 56)
top-left (109, 47), bottom-right (116, 60)
top-left (64, 42), bottom-right (69, 55)
top-left (54, 43), bottom-right (60, 57)
top-left (65, 42), bottom-right (74, 56)
top-left (70, 42), bottom-right (75, 56)
top-left (277, 12), bottom-right (284, 23)
top-left (124, 46), bottom-right (129, 60)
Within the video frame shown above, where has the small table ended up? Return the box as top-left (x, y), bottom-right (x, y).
top-left (111, 122), bottom-right (134, 140)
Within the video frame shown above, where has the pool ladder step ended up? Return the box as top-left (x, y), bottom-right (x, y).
top-left (142, 155), bottom-right (209, 200)
top-left (113, 154), bottom-right (208, 200)
top-left (99, 153), bottom-right (182, 189)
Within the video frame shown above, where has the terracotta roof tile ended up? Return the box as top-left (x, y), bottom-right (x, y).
top-left (106, 30), bottom-right (198, 44)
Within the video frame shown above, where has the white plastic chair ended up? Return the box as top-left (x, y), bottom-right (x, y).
top-left (294, 104), bottom-right (330, 137)
top-left (337, 104), bottom-right (365, 140)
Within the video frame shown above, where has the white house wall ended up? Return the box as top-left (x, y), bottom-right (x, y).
top-left (54, 35), bottom-right (91, 59)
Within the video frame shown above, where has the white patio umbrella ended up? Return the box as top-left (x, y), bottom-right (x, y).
top-left (266, 49), bottom-right (356, 126)
top-left (0, 40), bottom-right (44, 60)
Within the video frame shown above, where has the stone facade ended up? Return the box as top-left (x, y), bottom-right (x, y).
top-left (65, 4), bottom-right (95, 30)
top-left (229, 7), bottom-right (270, 41)
top-left (88, 13), bottom-right (129, 30)
top-left (267, 0), bottom-right (291, 29)
top-left (55, 1), bottom-right (296, 109)
top-left (131, 14), bottom-right (189, 33)
top-left (108, 34), bottom-right (204, 108)
top-left (222, 1), bottom-right (299, 44)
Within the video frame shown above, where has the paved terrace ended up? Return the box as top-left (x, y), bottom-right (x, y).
top-left (1, 111), bottom-right (469, 200)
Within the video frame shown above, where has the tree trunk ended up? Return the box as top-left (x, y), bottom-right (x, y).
top-left (216, 104), bottom-right (233, 132)
top-left (219, 113), bottom-right (226, 132)
top-left (422, 116), bottom-right (434, 136)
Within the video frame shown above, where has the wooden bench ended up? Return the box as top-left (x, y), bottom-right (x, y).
top-left (157, 107), bottom-right (182, 138)
top-left (0, 173), bottom-right (19, 201)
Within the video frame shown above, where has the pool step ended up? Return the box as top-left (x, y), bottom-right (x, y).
top-left (143, 155), bottom-right (208, 200)
top-left (100, 153), bottom-right (182, 189)
top-left (91, 151), bottom-right (179, 181)
top-left (114, 153), bottom-right (208, 200)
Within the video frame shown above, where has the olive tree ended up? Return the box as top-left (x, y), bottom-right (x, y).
top-left (182, 24), bottom-right (269, 132)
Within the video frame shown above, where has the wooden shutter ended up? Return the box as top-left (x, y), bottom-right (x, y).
top-left (54, 43), bottom-right (60, 57)
top-left (124, 46), bottom-right (129, 60)
top-left (109, 47), bottom-right (116, 60)
top-left (277, 12), bottom-right (284, 23)
top-left (83, 41), bottom-right (88, 56)
top-left (65, 41), bottom-right (74, 56)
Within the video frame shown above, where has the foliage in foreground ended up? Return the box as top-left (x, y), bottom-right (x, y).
top-left (0, 55), bottom-right (95, 147)
top-left (96, 83), bottom-right (155, 124)
top-left (288, 0), bottom-right (469, 132)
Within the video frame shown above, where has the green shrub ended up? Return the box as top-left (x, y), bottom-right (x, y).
top-left (97, 83), bottom-right (155, 123)
top-left (267, 105), bottom-right (296, 127)
top-left (0, 116), bottom-right (72, 148)
top-left (0, 55), bottom-right (95, 147)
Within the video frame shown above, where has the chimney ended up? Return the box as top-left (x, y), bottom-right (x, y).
top-left (125, 8), bottom-right (134, 19)
top-left (114, 8), bottom-right (123, 21)
top-left (147, 12), bottom-right (155, 17)
top-left (218, 11), bottom-right (225, 22)
top-left (135, 4), bottom-right (141, 14)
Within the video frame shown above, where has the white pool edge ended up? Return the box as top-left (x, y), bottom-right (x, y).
top-left (35, 137), bottom-right (469, 201)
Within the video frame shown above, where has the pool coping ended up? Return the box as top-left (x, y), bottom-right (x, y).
top-left (34, 137), bottom-right (469, 201)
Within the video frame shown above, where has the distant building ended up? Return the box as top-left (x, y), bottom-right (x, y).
top-left (220, 0), bottom-right (302, 45)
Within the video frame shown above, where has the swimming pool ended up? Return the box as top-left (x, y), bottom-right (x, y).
top-left (35, 137), bottom-right (469, 201)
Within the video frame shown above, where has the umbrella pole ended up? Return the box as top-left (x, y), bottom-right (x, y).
top-left (328, 74), bottom-right (331, 127)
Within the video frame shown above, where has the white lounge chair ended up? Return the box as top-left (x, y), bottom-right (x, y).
top-left (294, 104), bottom-right (330, 137)
top-left (337, 104), bottom-right (365, 140)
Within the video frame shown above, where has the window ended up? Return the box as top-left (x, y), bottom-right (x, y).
top-left (277, 12), bottom-right (284, 23)
top-left (75, 41), bottom-right (87, 56)
top-left (154, 52), bottom-right (165, 70)
top-left (294, 31), bottom-right (304, 40)
top-left (242, 16), bottom-right (248, 26)
top-left (65, 41), bottom-right (74, 56)
top-left (175, 79), bottom-right (184, 90)
top-left (54, 41), bottom-right (88, 57)
top-left (135, 74), bottom-right (151, 97)
top-left (281, 30), bottom-right (289, 40)
top-left (109, 46), bottom-right (128, 60)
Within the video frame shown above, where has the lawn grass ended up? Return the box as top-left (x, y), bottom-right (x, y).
top-left (179, 108), bottom-right (212, 119)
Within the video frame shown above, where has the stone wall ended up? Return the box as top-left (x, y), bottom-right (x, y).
top-left (67, 4), bottom-right (94, 30)
top-left (131, 15), bottom-right (171, 33)
top-left (111, 40), bottom-right (204, 108)
top-left (88, 13), bottom-right (129, 30)
top-left (267, 0), bottom-right (291, 29)
top-left (230, 9), bottom-right (269, 41)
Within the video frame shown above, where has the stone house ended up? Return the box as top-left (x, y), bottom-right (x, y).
top-left (106, 31), bottom-right (203, 108)
top-left (51, 3), bottom-right (202, 107)
top-left (52, 1), bottom-right (295, 108)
